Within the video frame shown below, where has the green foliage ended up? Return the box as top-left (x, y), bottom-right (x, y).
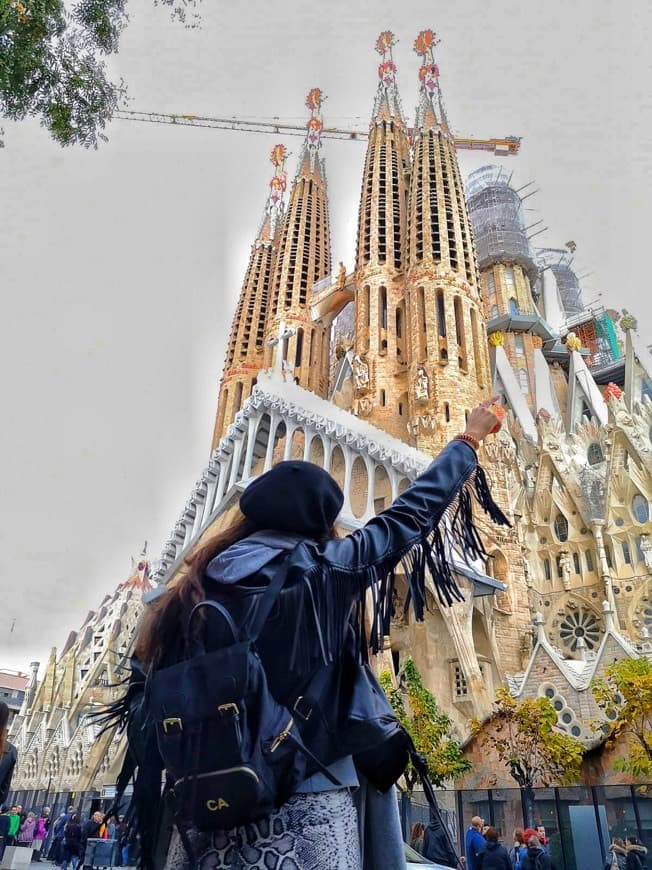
top-left (0, 0), bottom-right (200, 148)
top-left (380, 657), bottom-right (471, 794)
top-left (591, 657), bottom-right (652, 779)
top-left (470, 686), bottom-right (584, 788)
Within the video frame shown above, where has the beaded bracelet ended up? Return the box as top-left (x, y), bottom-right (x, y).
top-left (454, 433), bottom-right (480, 452)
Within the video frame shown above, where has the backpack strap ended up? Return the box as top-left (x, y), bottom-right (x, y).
top-left (246, 547), bottom-right (299, 642)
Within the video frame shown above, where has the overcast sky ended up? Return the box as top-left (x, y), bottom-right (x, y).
top-left (1, 1), bottom-right (650, 675)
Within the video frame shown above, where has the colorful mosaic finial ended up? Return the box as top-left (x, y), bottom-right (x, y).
top-left (413, 29), bottom-right (448, 131)
top-left (604, 382), bottom-right (623, 401)
top-left (304, 88), bottom-right (325, 149)
top-left (619, 309), bottom-right (638, 332)
top-left (375, 30), bottom-right (397, 55)
top-left (566, 331), bottom-right (582, 352)
top-left (268, 144), bottom-right (288, 208)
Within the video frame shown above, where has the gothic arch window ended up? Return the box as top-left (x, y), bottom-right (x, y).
top-left (518, 368), bottom-right (530, 395)
top-left (587, 442), bottom-right (605, 465)
top-left (504, 267), bottom-right (515, 290)
top-left (572, 552), bottom-right (581, 574)
top-left (379, 389), bottom-right (386, 407)
top-left (485, 273), bottom-right (496, 298)
top-left (632, 494), bottom-right (649, 524)
top-left (509, 297), bottom-right (520, 316)
top-left (543, 558), bottom-right (552, 581)
top-left (379, 285), bottom-right (388, 331)
top-left (585, 550), bottom-right (595, 572)
top-left (490, 305), bottom-right (499, 318)
top-left (514, 335), bottom-right (525, 357)
top-left (554, 513), bottom-right (569, 542)
top-left (232, 381), bottom-right (244, 422)
top-left (294, 328), bottom-right (304, 369)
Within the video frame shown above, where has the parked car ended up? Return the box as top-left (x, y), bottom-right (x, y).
top-left (405, 842), bottom-right (456, 868)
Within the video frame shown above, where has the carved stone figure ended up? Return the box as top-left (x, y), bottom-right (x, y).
top-left (353, 354), bottom-right (370, 391)
top-left (415, 366), bottom-right (429, 401)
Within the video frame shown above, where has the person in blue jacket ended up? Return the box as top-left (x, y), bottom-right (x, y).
top-left (465, 816), bottom-right (487, 870)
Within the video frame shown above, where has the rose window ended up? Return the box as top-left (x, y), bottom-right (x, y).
top-left (558, 609), bottom-right (601, 651)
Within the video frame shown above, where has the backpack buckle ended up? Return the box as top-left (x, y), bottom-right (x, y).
top-left (162, 717), bottom-right (183, 734)
top-left (217, 703), bottom-right (239, 717)
top-left (293, 695), bottom-right (313, 721)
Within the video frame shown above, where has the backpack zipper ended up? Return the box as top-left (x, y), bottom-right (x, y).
top-left (270, 717), bottom-right (294, 752)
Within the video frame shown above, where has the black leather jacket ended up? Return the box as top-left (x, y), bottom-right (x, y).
top-left (200, 439), bottom-right (505, 709)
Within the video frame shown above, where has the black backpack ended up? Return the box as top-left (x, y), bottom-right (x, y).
top-left (145, 558), bottom-right (337, 836)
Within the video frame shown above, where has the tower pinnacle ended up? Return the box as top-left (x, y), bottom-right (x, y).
top-left (296, 87), bottom-right (326, 180)
top-left (372, 31), bottom-right (406, 125)
top-left (258, 143), bottom-right (288, 243)
top-left (413, 29), bottom-right (450, 133)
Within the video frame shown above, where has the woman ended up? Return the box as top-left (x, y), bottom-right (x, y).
top-left (410, 822), bottom-right (426, 854)
top-left (0, 703), bottom-right (17, 809)
top-left (32, 808), bottom-right (49, 862)
top-left (477, 827), bottom-right (512, 870)
top-left (625, 837), bottom-right (647, 870)
top-left (18, 811), bottom-right (37, 846)
top-left (135, 400), bottom-right (506, 869)
top-left (509, 829), bottom-right (526, 869)
top-left (605, 837), bottom-right (627, 870)
top-left (61, 813), bottom-right (82, 870)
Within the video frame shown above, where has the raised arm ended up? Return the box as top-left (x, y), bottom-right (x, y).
top-left (307, 400), bottom-right (509, 649)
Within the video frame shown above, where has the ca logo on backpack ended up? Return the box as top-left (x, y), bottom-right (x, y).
top-left (146, 560), bottom-right (336, 834)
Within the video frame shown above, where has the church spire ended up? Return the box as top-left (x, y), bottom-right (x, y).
top-left (211, 146), bottom-right (288, 448)
top-left (352, 32), bottom-right (411, 438)
top-left (263, 89), bottom-right (332, 396)
top-left (371, 31), bottom-right (407, 125)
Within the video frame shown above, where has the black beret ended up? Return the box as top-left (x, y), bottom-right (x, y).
top-left (240, 460), bottom-right (344, 537)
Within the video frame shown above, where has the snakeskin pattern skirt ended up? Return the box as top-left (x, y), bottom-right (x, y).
top-left (164, 789), bottom-right (362, 870)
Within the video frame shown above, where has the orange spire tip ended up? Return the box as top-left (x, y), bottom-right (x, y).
top-left (375, 31), bottom-right (397, 55)
top-left (270, 144), bottom-right (288, 168)
top-left (378, 59), bottom-right (397, 84)
top-left (305, 88), bottom-right (324, 111)
top-left (414, 29), bottom-right (439, 57)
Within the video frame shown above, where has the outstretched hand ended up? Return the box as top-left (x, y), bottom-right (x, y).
top-left (464, 396), bottom-right (504, 443)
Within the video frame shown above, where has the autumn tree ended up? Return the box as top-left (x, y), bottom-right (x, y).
top-left (380, 656), bottom-right (471, 795)
top-left (470, 687), bottom-right (584, 827)
top-left (0, 0), bottom-right (200, 148)
top-left (592, 656), bottom-right (652, 779)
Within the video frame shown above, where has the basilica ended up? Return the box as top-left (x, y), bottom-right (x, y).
top-left (9, 29), bottom-right (651, 799)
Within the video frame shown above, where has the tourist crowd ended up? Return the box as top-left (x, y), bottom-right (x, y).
top-left (409, 814), bottom-right (649, 870)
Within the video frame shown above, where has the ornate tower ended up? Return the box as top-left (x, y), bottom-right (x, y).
top-left (465, 166), bottom-right (546, 419)
top-left (352, 32), bottom-right (411, 437)
top-left (263, 89), bottom-right (332, 397)
top-left (211, 146), bottom-right (288, 448)
top-left (405, 30), bottom-right (490, 452)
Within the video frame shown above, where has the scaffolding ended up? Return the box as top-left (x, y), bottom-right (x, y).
top-left (537, 248), bottom-right (585, 317)
top-left (465, 165), bottom-right (538, 282)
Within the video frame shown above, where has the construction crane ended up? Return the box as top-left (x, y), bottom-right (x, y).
top-left (113, 110), bottom-right (521, 156)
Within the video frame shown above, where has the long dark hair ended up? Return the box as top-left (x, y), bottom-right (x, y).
top-left (0, 701), bottom-right (9, 759)
top-left (135, 512), bottom-right (257, 669)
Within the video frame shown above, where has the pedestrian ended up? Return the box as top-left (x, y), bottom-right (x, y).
top-left (0, 703), bottom-right (17, 808)
top-left (535, 824), bottom-right (550, 853)
top-left (7, 806), bottom-right (20, 846)
top-left (422, 816), bottom-right (459, 867)
top-left (410, 822), bottom-right (426, 853)
top-left (18, 810), bottom-right (37, 846)
top-left (49, 811), bottom-right (68, 863)
top-left (625, 836), bottom-right (647, 870)
top-left (128, 401), bottom-right (506, 869)
top-left (605, 837), bottom-right (627, 870)
top-left (509, 829), bottom-right (526, 869)
top-left (465, 816), bottom-right (487, 870)
top-left (477, 827), bottom-right (512, 870)
top-left (81, 811), bottom-right (103, 867)
top-left (520, 835), bottom-right (553, 870)
top-left (61, 814), bottom-right (82, 870)
top-left (114, 815), bottom-right (128, 867)
top-left (32, 808), bottom-right (49, 862)
top-left (0, 806), bottom-right (11, 861)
